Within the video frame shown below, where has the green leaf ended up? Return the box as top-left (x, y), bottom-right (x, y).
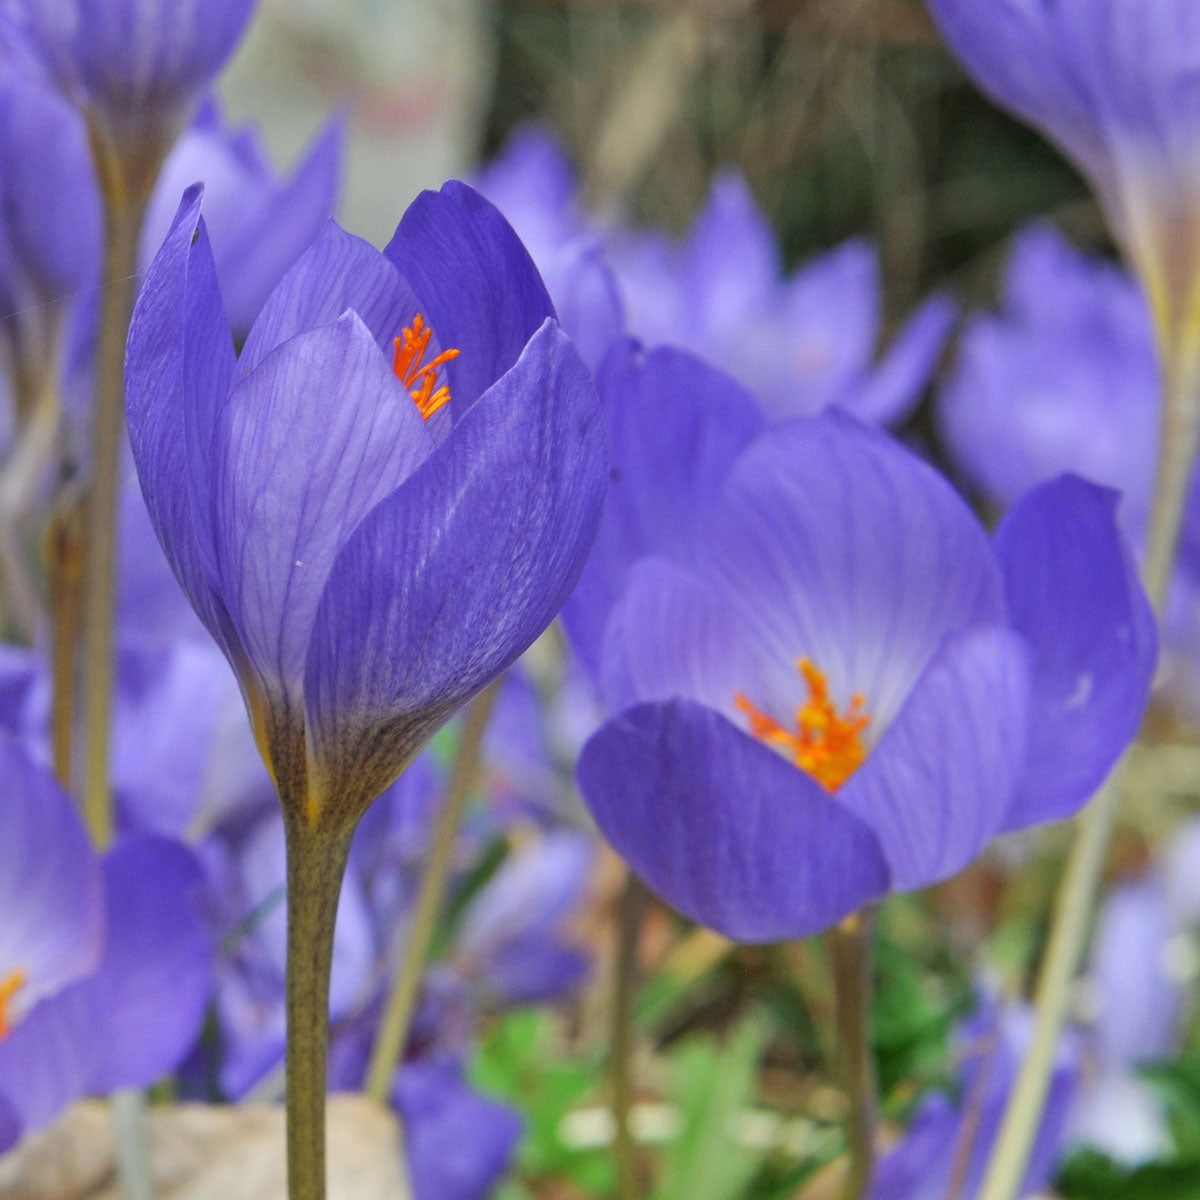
top-left (654, 1015), bottom-right (771, 1200)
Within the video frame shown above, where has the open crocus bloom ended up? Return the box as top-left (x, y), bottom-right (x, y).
top-left (126, 181), bottom-right (606, 832)
top-left (578, 415), bottom-right (1156, 941)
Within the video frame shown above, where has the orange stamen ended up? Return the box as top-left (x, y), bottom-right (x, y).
top-left (392, 312), bottom-right (461, 420)
top-left (0, 967), bottom-right (28, 1039)
top-left (734, 657), bottom-right (869, 792)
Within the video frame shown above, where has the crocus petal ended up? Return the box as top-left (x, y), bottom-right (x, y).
top-left (394, 1060), bottom-right (523, 1200)
top-left (384, 181), bottom-right (554, 417)
top-left (711, 413), bottom-right (1005, 737)
top-left (213, 311), bottom-right (432, 705)
top-left (836, 629), bottom-right (1031, 890)
top-left (305, 319), bottom-right (605, 811)
top-left (598, 556), bottom-right (763, 716)
top-left (1089, 876), bottom-right (1179, 1069)
top-left (84, 836), bottom-right (213, 1091)
top-left (125, 185), bottom-right (239, 655)
top-left (577, 699), bottom-right (890, 942)
top-left (238, 220), bottom-right (421, 374)
top-left (995, 475), bottom-right (1156, 830)
top-left (216, 116), bottom-right (345, 334)
top-left (844, 291), bottom-right (956, 426)
top-left (0, 735), bottom-right (103, 1008)
top-left (560, 340), bottom-right (766, 685)
top-left (0, 982), bottom-right (92, 1145)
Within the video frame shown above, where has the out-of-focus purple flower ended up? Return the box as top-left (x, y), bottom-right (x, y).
top-left (607, 172), bottom-right (955, 423)
top-left (870, 997), bottom-right (1079, 1200)
top-left (125, 182), bottom-right (606, 830)
top-left (0, 67), bottom-right (99, 427)
top-left (140, 100), bottom-right (343, 335)
top-left (926, 0), bottom-right (1200, 355)
top-left (578, 415), bottom-right (1155, 941)
top-left (939, 224), bottom-right (1161, 532)
top-left (0, 735), bottom-right (212, 1150)
top-left (394, 1057), bottom-right (523, 1200)
top-left (453, 830), bottom-right (593, 1007)
top-left (0, 0), bottom-right (258, 142)
top-left (1070, 874), bottom-right (1177, 1164)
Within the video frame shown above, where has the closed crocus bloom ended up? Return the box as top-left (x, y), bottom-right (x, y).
top-left (125, 180), bottom-right (607, 838)
top-left (578, 415), bottom-right (1155, 941)
top-left (926, 0), bottom-right (1200, 366)
top-left (0, 0), bottom-right (257, 143)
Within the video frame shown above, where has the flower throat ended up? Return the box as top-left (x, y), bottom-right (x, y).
top-left (735, 659), bottom-right (869, 792)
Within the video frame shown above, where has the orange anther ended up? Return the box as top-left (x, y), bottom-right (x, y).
top-left (393, 313), bottom-right (461, 420)
top-left (0, 966), bottom-right (28, 1039)
top-left (734, 658), bottom-right (869, 792)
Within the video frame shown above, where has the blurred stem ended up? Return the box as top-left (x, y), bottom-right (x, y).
top-left (976, 341), bottom-right (1200, 1200)
top-left (364, 681), bottom-right (502, 1103)
top-left (828, 908), bottom-right (877, 1200)
top-left (612, 870), bottom-right (647, 1200)
top-left (79, 115), bottom-right (163, 847)
top-left (285, 816), bottom-right (355, 1200)
top-left (0, 353), bottom-right (61, 644)
top-left (111, 1089), bottom-right (155, 1200)
top-left (49, 488), bottom-right (85, 786)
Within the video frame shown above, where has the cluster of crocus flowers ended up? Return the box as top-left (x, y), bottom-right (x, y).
top-left (576, 413), bottom-right (1156, 941)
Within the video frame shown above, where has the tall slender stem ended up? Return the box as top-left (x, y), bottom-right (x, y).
top-left (612, 870), bottom-right (647, 1200)
top-left (285, 817), bottom-right (355, 1200)
top-left (79, 116), bottom-right (163, 846)
top-left (364, 681), bottom-right (502, 1103)
top-left (975, 345), bottom-right (1200, 1200)
top-left (49, 489), bottom-right (84, 786)
top-left (828, 909), bottom-right (877, 1200)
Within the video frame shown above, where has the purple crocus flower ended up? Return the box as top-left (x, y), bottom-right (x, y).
top-left (140, 100), bottom-right (343, 335)
top-left (0, 0), bottom-right (258, 142)
top-left (939, 223), bottom-right (1160, 533)
top-left (0, 734), bottom-right (212, 1150)
top-left (869, 996), bottom-right (1079, 1200)
top-left (606, 172), bottom-right (955, 424)
top-left (926, 0), bottom-right (1200, 353)
top-left (1070, 874), bottom-right (1177, 1164)
top-left (577, 414), bottom-right (1155, 940)
top-left (125, 181), bottom-right (606, 829)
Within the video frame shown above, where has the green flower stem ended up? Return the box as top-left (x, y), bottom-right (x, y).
top-left (828, 908), bottom-right (878, 1200)
top-left (364, 681), bottom-right (502, 1104)
top-left (612, 870), bottom-right (648, 1200)
top-left (285, 815), bottom-right (355, 1200)
top-left (79, 115), bottom-right (165, 846)
top-left (975, 344), bottom-right (1200, 1200)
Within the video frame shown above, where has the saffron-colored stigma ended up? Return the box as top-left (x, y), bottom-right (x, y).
top-left (0, 966), bottom-right (28, 1039)
top-left (393, 313), bottom-right (460, 419)
top-left (734, 658), bottom-right (870, 792)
